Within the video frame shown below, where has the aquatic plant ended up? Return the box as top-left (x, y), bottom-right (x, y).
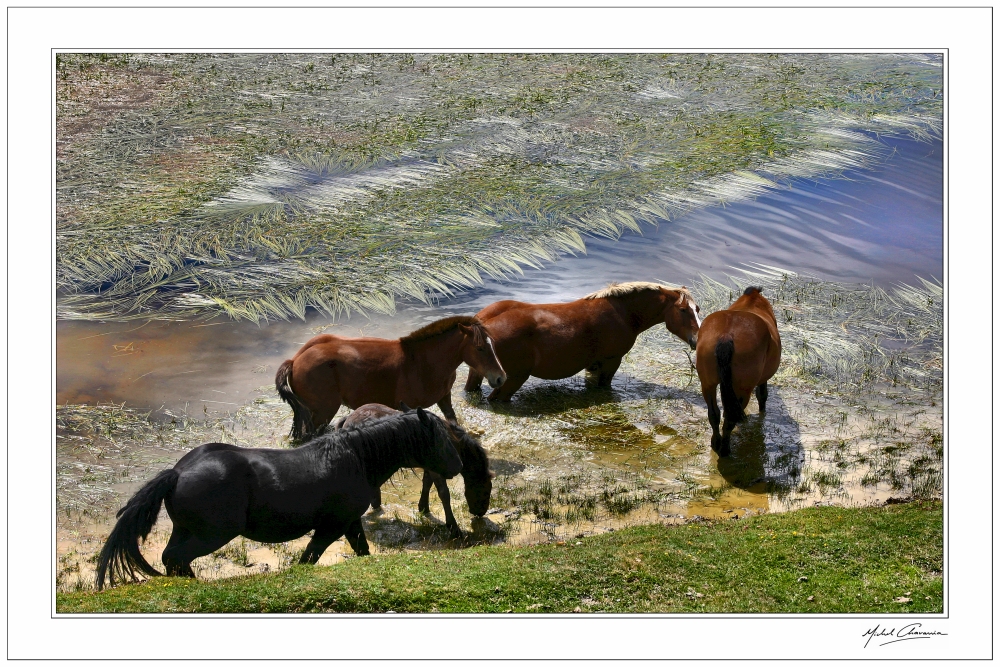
top-left (56, 53), bottom-right (942, 322)
top-left (691, 266), bottom-right (943, 393)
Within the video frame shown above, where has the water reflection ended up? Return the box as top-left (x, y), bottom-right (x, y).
top-left (714, 388), bottom-right (803, 493)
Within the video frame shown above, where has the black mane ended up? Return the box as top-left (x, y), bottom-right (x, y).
top-left (308, 412), bottom-right (435, 484)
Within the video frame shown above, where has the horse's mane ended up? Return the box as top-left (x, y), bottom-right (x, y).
top-left (339, 406), bottom-right (491, 480)
top-left (310, 412), bottom-right (435, 478)
top-left (585, 281), bottom-right (687, 300)
top-left (743, 285), bottom-right (765, 297)
top-left (399, 316), bottom-right (487, 346)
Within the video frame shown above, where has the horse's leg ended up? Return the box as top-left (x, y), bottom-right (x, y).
top-left (429, 472), bottom-right (462, 537)
top-left (702, 385), bottom-right (723, 454)
top-left (596, 356), bottom-right (623, 387)
top-left (417, 470), bottom-right (434, 514)
top-left (299, 523), bottom-right (346, 565)
top-left (718, 415), bottom-right (739, 458)
top-left (161, 527), bottom-right (236, 578)
top-left (464, 369), bottom-right (485, 392)
top-left (370, 485), bottom-right (382, 511)
top-left (343, 518), bottom-right (371, 556)
top-left (437, 393), bottom-right (458, 423)
top-left (487, 371), bottom-right (529, 402)
top-left (755, 381), bottom-right (768, 413)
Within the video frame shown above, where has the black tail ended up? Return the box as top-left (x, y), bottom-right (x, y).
top-left (95, 469), bottom-right (178, 590)
top-left (715, 336), bottom-right (745, 425)
top-left (276, 359), bottom-right (314, 442)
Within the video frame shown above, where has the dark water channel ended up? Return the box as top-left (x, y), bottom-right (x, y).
top-left (57, 134), bottom-right (942, 414)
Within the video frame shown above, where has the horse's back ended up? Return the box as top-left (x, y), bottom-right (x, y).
top-left (483, 298), bottom-right (631, 378)
top-left (291, 335), bottom-right (404, 409)
top-left (475, 300), bottom-right (531, 321)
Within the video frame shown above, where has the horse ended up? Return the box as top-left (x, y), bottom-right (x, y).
top-left (334, 402), bottom-right (494, 537)
top-left (95, 408), bottom-right (462, 590)
top-left (695, 286), bottom-right (781, 457)
top-left (276, 316), bottom-right (506, 441)
top-left (463, 282), bottom-right (702, 401)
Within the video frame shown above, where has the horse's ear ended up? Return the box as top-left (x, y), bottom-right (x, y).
top-left (417, 407), bottom-right (431, 426)
top-left (399, 401), bottom-right (411, 412)
top-left (676, 291), bottom-right (686, 306)
top-left (457, 322), bottom-right (473, 336)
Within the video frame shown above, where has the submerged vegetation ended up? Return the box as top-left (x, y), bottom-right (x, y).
top-left (57, 53), bottom-right (942, 322)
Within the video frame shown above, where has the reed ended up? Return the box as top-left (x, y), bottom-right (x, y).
top-left (57, 53), bottom-right (942, 322)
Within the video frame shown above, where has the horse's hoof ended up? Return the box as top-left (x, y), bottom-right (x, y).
top-left (448, 526), bottom-right (464, 538)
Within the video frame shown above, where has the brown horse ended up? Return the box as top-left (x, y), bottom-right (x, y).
top-left (695, 286), bottom-right (781, 457)
top-left (464, 282), bottom-right (702, 401)
top-left (334, 402), bottom-right (494, 536)
top-left (276, 316), bottom-right (506, 440)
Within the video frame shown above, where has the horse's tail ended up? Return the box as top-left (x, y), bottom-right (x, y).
top-left (275, 359), bottom-right (314, 442)
top-left (95, 469), bottom-right (178, 590)
top-left (715, 335), bottom-right (745, 425)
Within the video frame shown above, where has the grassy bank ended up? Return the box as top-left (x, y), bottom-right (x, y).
top-left (58, 500), bottom-right (942, 614)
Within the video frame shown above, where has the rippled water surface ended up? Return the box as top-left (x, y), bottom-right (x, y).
top-left (57, 135), bottom-right (941, 413)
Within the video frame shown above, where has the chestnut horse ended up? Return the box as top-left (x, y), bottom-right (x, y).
top-left (334, 402), bottom-right (494, 536)
top-left (695, 286), bottom-right (781, 457)
top-left (464, 282), bottom-right (702, 401)
top-left (276, 316), bottom-right (506, 440)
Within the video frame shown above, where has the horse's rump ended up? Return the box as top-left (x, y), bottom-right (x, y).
top-left (275, 359), bottom-right (316, 441)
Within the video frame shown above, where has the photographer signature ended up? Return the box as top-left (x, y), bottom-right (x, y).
top-left (863, 623), bottom-right (947, 648)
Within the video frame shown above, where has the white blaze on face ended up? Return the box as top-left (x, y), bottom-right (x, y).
top-left (691, 303), bottom-right (702, 328)
top-left (486, 336), bottom-right (504, 372)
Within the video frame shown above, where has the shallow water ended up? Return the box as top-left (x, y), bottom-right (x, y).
top-left (55, 134), bottom-right (943, 590)
top-left (56, 135), bottom-right (942, 415)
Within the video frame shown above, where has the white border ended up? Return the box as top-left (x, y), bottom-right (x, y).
top-left (8, 5), bottom-right (991, 661)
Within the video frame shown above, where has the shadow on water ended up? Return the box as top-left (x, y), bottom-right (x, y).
top-left (715, 387), bottom-right (803, 496)
top-left (462, 372), bottom-right (693, 419)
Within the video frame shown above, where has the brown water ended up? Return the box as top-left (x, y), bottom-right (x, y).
top-left (55, 135), bottom-right (943, 591)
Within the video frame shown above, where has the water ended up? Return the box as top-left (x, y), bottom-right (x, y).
top-left (55, 134), bottom-right (944, 588)
top-left (56, 134), bottom-right (942, 414)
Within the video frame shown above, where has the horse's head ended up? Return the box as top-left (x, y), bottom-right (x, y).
top-left (446, 421), bottom-right (494, 516)
top-left (412, 407), bottom-right (464, 479)
top-left (662, 286), bottom-right (701, 350)
top-left (458, 320), bottom-right (507, 389)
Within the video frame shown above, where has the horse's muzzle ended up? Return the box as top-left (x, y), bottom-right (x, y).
top-left (488, 372), bottom-right (507, 389)
top-left (687, 334), bottom-right (698, 350)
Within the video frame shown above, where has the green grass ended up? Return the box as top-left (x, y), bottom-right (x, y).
top-left (57, 500), bottom-right (942, 613)
top-left (56, 53), bottom-right (942, 322)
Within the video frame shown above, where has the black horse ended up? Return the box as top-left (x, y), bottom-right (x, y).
top-left (334, 403), bottom-right (494, 537)
top-left (96, 408), bottom-right (462, 590)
